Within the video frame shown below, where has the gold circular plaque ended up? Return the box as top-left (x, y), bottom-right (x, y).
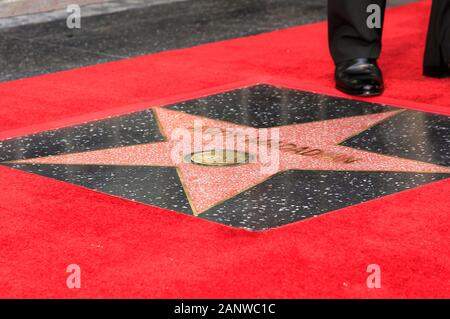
top-left (186, 150), bottom-right (252, 167)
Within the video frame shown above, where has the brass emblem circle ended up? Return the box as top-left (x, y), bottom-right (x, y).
top-left (186, 150), bottom-right (252, 167)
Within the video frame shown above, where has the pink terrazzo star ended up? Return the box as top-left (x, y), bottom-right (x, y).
top-left (13, 108), bottom-right (450, 215)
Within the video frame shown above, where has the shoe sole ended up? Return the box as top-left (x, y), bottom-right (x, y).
top-left (336, 85), bottom-right (383, 97)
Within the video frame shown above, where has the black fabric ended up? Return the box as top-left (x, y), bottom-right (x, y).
top-left (328, 0), bottom-right (449, 73)
top-left (423, 0), bottom-right (450, 77)
top-left (328, 0), bottom-right (386, 64)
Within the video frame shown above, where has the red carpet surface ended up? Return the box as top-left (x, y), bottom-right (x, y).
top-left (0, 0), bottom-right (449, 298)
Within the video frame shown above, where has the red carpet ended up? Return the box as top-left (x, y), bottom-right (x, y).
top-left (0, 0), bottom-right (449, 298)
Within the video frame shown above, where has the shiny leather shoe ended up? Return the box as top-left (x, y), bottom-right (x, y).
top-left (335, 58), bottom-right (384, 97)
top-left (423, 64), bottom-right (450, 78)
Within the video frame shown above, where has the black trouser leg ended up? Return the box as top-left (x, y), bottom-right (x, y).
top-left (328, 0), bottom-right (387, 64)
top-left (423, 0), bottom-right (450, 77)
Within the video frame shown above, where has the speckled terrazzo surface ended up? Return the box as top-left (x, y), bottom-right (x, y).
top-left (0, 0), bottom-right (417, 82)
top-left (1, 84), bottom-right (449, 230)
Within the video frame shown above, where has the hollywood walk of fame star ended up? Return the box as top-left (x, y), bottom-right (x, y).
top-left (10, 107), bottom-right (450, 216)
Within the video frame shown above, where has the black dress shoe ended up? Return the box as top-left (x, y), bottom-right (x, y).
top-left (423, 64), bottom-right (450, 78)
top-left (335, 58), bottom-right (384, 97)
